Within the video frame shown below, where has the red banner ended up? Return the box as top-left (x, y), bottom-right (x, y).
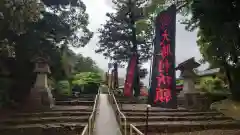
top-left (149, 5), bottom-right (177, 108)
top-left (124, 54), bottom-right (137, 96)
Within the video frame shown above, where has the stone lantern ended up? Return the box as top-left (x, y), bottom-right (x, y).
top-left (28, 56), bottom-right (54, 110)
top-left (176, 57), bottom-right (200, 97)
top-left (176, 57), bottom-right (207, 110)
top-left (33, 57), bottom-right (51, 87)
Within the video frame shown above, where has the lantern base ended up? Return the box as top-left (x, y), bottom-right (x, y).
top-left (182, 92), bottom-right (209, 110)
top-left (27, 87), bottom-right (55, 111)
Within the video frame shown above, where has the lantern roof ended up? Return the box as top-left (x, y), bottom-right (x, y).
top-left (176, 57), bottom-right (200, 71)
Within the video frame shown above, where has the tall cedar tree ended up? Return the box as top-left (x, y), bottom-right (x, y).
top-left (96, 0), bottom-right (153, 78)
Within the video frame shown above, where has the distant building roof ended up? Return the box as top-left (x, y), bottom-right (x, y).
top-left (196, 68), bottom-right (220, 76)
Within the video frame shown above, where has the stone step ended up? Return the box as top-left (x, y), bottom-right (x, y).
top-left (55, 100), bottom-right (94, 106)
top-left (123, 111), bottom-right (222, 117)
top-left (116, 101), bottom-right (146, 104)
top-left (125, 120), bottom-right (240, 133)
top-left (76, 98), bottom-right (95, 101)
top-left (0, 122), bottom-right (87, 135)
top-left (0, 116), bottom-right (89, 125)
top-left (11, 111), bottom-right (91, 118)
top-left (141, 129), bottom-right (240, 135)
top-left (56, 98), bottom-right (94, 101)
top-left (13, 108), bottom-right (93, 115)
top-left (121, 108), bottom-right (214, 112)
top-left (126, 115), bottom-right (231, 122)
top-left (78, 94), bottom-right (97, 98)
top-left (51, 105), bottom-right (93, 111)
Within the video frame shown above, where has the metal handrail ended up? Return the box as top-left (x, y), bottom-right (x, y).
top-left (81, 124), bottom-right (88, 135)
top-left (88, 89), bottom-right (100, 135)
top-left (80, 89), bottom-right (100, 135)
top-left (130, 124), bottom-right (144, 135)
top-left (108, 88), bottom-right (127, 135)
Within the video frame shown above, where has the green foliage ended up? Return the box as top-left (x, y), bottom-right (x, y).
top-left (56, 80), bottom-right (71, 96)
top-left (59, 48), bottom-right (104, 79)
top-left (199, 78), bottom-right (214, 92)
top-left (0, 0), bottom-right (43, 37)
top-left (145, 0), bottom-right (240, 100)
top-left (96, 0), bottom-right (152, 67)
top-left (199, 77), bottom-right (227, 93)
top-left (73, 54), bottom-right (103, 73)
top-left (72, 72), bottom-right (102, 85)
top-left (0, 0), bottom-right (93, 103)
top-left (96, 0), bottom-right (152, 78)
top-left (176, 79), bottom-right (184, 85)
top-left (72, 72), bottom-right (102, 94)
top-left (187, 0), bottom-right (240, 100)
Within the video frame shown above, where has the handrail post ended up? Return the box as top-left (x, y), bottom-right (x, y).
top-left (130, 124), bottom-right (144, 135)
top-left (88, 118), bottom-right (91, 135)
top-left (124, 117), bottom-right (127, 135)
top-left (81, 125), bottom-right (88, 135)
top-left (130, 125), bottom-right (133, 135)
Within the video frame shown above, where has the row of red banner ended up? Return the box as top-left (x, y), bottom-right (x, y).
top-left (123, 5), bottom-right (177, 108)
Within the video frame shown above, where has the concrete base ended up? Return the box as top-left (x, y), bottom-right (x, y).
top-left (184, 93), bottom-right (200, 109)
top-left (27, 87), bottom-right (55, 110)
top-left (178, 92), bottom-right (209, 110)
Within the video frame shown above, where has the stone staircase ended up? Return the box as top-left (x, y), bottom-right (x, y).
top-left (55, 94), bottom-right (95, 106)
top-left (115, 96), bottom-right (240, 135)
top-left (55, 100), bottom-right (94, 106)
top-left (0, 95), bottom-right (95, 135)
top-left (114, 96), bottom-right (147, 104)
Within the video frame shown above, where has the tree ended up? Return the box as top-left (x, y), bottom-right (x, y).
top-left (73, 72), bottom-right (102, 85)
top-left (0, 0), bottom-right (42, 37)
top-left (0, 0), bottom-right (43, 59)
top-left (74, 54), bottom-right (103, 73)
top-left (143, 0), bottom-right (240, 100)
top-left (96, 0), bottom-right (153, 78)
top-left (72, 72), bottom-right (102, 94)
top-left (60, 47), bottom-right (103, 74)
top-left (186, 0), bottom-right (240, 101)
top-left (0, 0), bottom-right (94, 103)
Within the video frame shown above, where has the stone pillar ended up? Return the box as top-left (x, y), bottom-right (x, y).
top-left (176, 57), bottom-right (209, 110)
top-left (178, 70), bottom-right (204, 109)
top-left (178, 70), bottom-right (198, 96)
top-left (28, 57), bottom-right (55, 110)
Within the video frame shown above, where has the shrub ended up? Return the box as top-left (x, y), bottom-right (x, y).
top-left (72, 72), bottom-right (101, 94)
top-left (55, 80), bottom-right (71, 96)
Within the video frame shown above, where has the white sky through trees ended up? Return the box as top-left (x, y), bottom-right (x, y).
top-left (73, 0), bottom-right (208, 86)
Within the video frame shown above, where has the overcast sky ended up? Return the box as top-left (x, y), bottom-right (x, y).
top-left (73, 0), bottom-right (207, 85)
